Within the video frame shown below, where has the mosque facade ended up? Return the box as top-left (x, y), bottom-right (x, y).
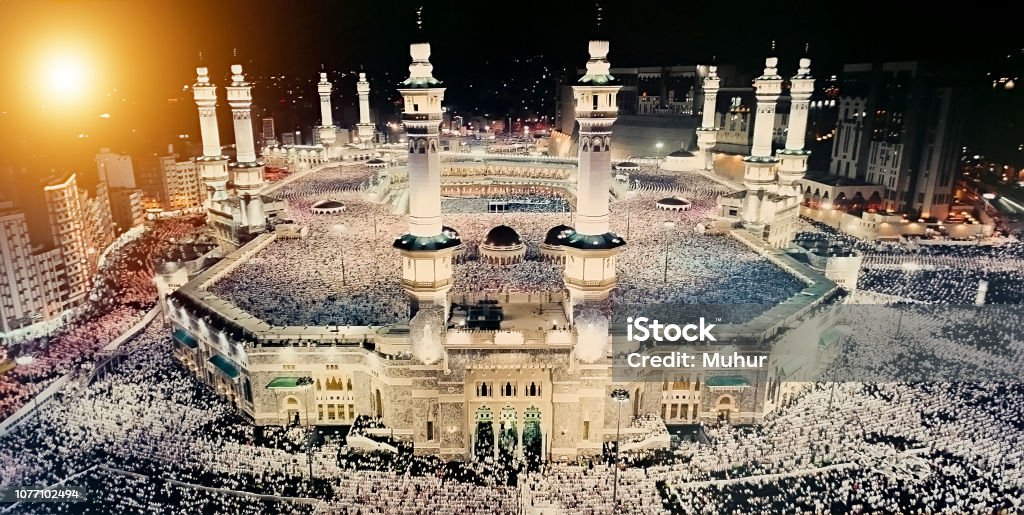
top-left (163, 38), bottom-right (847, 462)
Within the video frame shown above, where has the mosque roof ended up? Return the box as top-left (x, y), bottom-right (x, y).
top-left (668, 149), bottom-right (695, 157)
top-left (706, 375), bottom-right (750, 388)
top-left (657, 197), bottom-right (690, 206)
top-left (557, 230), bottom-right (626, 250)
top-left (400, 76), bottom-right (442, 88)
top-left (484, 225), bottom-right (522, 247)
top-left (393, 227), bottom-right (462, 251)
top-left (313, 200), bottom-right (345, 209)
top-left (544, 225), bottom-right (574, 245)
top-left (616, 161), bottom-right (640, 169)
top-left (367, 158), bottom-right (386, 164)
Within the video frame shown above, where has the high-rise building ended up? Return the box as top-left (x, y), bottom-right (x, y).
top-left (95, 148), bottom-right (136, 189)
top-left (261, 117), bottom-right (277, 147)
top-left (163, 161), bottom-right (204, 212)
top-left (133, 151), bottom-right (204, 212)
top-left (0, 200), bottom-right (61, 336)
top-left (827, 62), bottom-right (965, 219)
top-left (134, 154), bottom-right (177, 209)
top-left (108, 187), bottom-right (145, 234)
top-left (43, 174), bottom-right (91, 307)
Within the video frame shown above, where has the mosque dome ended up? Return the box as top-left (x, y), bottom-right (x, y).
top-left (544, 225), bottom-right (574, 246)
top-left (484, 225), bottom-right (522, 247)
top-left (310, 199), bottom-right (347, 214)
top-left (442, 226), bottom-right (460, 240)
top-left (668, 149), bottom-right (695, 158)
top-left (657, 197), bottom-right (688, 206)
top-left (656, 196), bottom-right (691, 212)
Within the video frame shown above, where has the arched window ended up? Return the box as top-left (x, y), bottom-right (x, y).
top-left (243, 378), bottom-right (253, 403)
top-left (529, 382), bottom-right (537, 396)
top-left (504, 382), bottom-right (513, 397)
top-left (346, 378), bottom-right (353, 391)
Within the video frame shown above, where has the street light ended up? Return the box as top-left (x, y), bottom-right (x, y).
top-left (662, 221), bottom-right (676, 283)
top-left (655, 141), bottom-right (664, 165)
top-left (610, 388), bottom-right (630, 513)
top-left (14, 355), bottom-right (41, 425)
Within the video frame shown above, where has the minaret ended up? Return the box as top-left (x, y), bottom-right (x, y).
top-left (562, 40), bottom-right (626, 311)
top-left (695, 64), bottom-right (721, 171)
top-left (393, 42), bottom-right (460, 316)
top-left (225, 64), bottom-right (266, 231)
top-left (192, 67), bottom-right (229, 209)
top-left (741, 52), bottom-right (784, 230)
top-left (317, 72), bottom-right (337, 150)
top-left (356, 72), bottom-right (375, 146)
top-left (776, 56), bottom-right (815, 197)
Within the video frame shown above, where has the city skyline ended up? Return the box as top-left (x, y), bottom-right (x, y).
top-left (1, 1), bottom-right (1021, 171)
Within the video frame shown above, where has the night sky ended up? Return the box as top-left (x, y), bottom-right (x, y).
top-left (0, 0), bottom-right (1019, 172)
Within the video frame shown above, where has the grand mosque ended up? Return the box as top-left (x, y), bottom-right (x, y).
top-left (161, 36), bottom-right (855, 462)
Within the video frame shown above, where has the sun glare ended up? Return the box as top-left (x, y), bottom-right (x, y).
top-left (45, 54), bottom-right (87, 96)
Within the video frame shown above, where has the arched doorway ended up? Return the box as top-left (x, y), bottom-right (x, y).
top-left (716, 395), bottom-right (733, 423)
top-left (284, 396), bottom-right (301, 427)
top-left (523, 406), bottom-right (542, 463)
top-left (850, 192), bottom-right (866, 214)
top-left (834, 192), bottom-right (849, 212)
top-left (498, 406), bottom-right (518, 461)
top-left (374, 389), bottom-right (383, 419)
top-left (868, 191), bottom-right (883, 212)
top-left (474, 407), bottom-right (494, 458)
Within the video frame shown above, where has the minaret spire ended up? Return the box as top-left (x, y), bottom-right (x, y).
top-left (317, 71), bottom-right (336, 151)
top-left (192, 65), bottom-right (229, 213)
top-left (776, 54), bottom-right (816, 198)
top-left (393, 39), bottom-right (459, 318)
top-left (225, 63), bottom-right (266, 232)
top-left (562, 40), bottom-right (625, 313)
top-left (736, 52), bottom-right (784, 233)
top-left (356, 71), bottom-right (374, 146)
top-left (696, 60), bottom-right (721, 171)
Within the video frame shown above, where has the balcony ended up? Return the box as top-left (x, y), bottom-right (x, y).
top-left (400, 277), bottom-right (451, 289)
top-left (563, 277), bottom-right (617, 289)
top-left (402, 113), bottom-right (443, 122)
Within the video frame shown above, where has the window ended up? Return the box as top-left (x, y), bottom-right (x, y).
top-left (592, 95), bottom-right (598, 110)
top-left (582, 421), bottom-right (590, 440)
top-left (427, 421), bottom-right (434, 441)
top-left (477, 382), bottom-right (492, 397)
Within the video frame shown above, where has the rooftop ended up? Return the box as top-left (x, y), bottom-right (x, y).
top-left (202, 161), bottom-right (804, 328)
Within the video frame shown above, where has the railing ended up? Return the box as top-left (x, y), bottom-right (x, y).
top-left (401, 278), bottom-right (451, 288)
top-left (564, 277), bottom-right (617, 288)
top-left (402, 113), bottom-right (443, 121)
